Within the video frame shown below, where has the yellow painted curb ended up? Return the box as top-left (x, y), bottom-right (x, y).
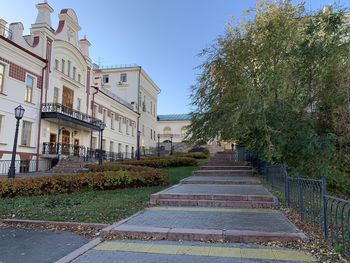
top-left (95, 241), bottom-right (317, 262)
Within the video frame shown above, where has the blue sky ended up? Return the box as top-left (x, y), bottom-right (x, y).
top-left (2, 0), bottom-right (349, 114)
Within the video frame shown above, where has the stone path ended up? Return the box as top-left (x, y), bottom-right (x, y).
top-left (68, 151), bottom-right (317, 263)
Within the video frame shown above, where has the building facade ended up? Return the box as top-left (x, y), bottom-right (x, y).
top-left (93, 66), bottom-right (160, 152)
top-left (0, 2), bottom-right (146, 171)
top-left (157, 114), bottom-right (191, 143)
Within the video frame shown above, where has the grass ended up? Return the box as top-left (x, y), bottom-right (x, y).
top-left (0, 160), bottom-right (206, 224)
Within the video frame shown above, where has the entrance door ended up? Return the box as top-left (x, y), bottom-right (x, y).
top-left (49, 133), bottom-right (57, 154)
top-left (62, 87), bottom-right (74, 114)
top-left (61, 130), bottom-right (70, 155)
top-left (74, 139), bottom-right (80, 157)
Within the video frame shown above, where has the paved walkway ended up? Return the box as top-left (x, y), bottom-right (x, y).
top-left (0, 227), bottom-right (89, 263)
top-left (67, 152), bottom-right (317, 263)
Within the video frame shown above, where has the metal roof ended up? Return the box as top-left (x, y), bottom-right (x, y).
top-left (157, 114), bottom-right (191, 121)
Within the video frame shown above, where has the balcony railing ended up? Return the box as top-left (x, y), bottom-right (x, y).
top-left (159, 133), bottom-right (183, 138)
top-left (0, 24), bottom-right (12, 39)
top-left (42, 103), bottom-right (104, 129)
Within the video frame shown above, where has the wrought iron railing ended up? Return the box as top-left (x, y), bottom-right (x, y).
top-left (0, 159), bottom-right (51, 175)
top-left (42, 103), bottom-right (104, 127)
top-left (42, 142), bottom-right (86, 157)
top-left (0, 24), bottom-right (12, 39)
top-left (236, 147), bottom-right (350, 258)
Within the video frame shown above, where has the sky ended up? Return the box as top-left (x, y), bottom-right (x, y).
top-left (2, 0), bottom-right (349, 114)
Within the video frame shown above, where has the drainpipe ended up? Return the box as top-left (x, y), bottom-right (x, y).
top-left (90, 86), bottom-right (99, 150)
top-left (36, 63), bottom-right (48, 171)
top-left (136, 66), bottom-right (141, 157)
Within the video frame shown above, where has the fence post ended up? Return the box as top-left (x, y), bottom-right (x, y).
top-left (284, 165), bottom-right (289, 205)
top-left (322, 176), bottom-right (328, 239)
top-left (298, 178), bottom-right (304, 220)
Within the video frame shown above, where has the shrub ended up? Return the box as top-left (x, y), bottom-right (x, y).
top-left (188, 147), bottom-right (210, 156)
top-left (172, 152), bottom-right (208, 159)
top-left (88, 157), bottom-right (197, 170)
top-left (0, 165), bottom-right (168, 198)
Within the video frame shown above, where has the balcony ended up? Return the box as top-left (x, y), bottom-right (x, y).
top-left (0, 24), bottom-right (12, 40)
top-left (41, 103), bottom-right (103, 131)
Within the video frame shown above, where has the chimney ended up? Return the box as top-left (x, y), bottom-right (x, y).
top-left (33, 1), bottom-right (54, 28)
top-left (0, 19), bottom-right (7, 37)
top-left (79, 35), bottom-right (91, 58)
top-left (9, 22), bottom-right (24, 42)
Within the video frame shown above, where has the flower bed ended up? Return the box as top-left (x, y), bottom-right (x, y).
top-left (0, 165), bottom-right (168, 198)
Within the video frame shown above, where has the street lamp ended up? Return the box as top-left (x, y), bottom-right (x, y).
top-left (8, 105), bottom-right (25, 178)
top-left (136, 131), bottom-right (141, 160)
top-left (170, 135), bottom-right (173, 155)
top-left (99, 122), bottom-right (106, 165)
top-left (157, 133), bottom-right (160, 157)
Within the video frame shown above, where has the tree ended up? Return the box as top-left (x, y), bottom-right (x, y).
top-left (189, 1), bottom-right (350, 194)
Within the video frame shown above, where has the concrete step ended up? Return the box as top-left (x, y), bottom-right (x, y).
top-left (180, 176), bottom-right (260, 185)
top-left (102, 207), bottom-right (307, 243)
top-left (156, 199), bottom-right (276, 208)
top-left (201, 166), bottom-right (252, 170)
top-left (193, 170), bottom-right (254, 177)
top-left (205, 161), bottom-right (248, 166)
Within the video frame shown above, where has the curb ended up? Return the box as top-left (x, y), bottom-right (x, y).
top-left (54, 237), bottom-right (102, 263)
top-left (1, 219), bottom-right (108, 229)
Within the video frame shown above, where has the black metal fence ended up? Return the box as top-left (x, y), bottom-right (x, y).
top-left (235, 147), bottom-right (350, 258)
top-left (0, 160), bottom-right (52, 175)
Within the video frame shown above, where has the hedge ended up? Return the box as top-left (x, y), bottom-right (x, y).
top-left (0, 165), bottom-right (168, 198)
top-left (88, 157), bottom-right (197, 170)
top-left (172, 152), bottom-right (208, 159)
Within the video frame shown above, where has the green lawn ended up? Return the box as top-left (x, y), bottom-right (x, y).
top-left (0, 161), bottom-right (205, 224)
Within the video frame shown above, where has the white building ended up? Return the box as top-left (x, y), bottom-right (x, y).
top-left (94, 66), bottom-right (161, 152)
top-left (157, 114), bottom-right (191, 143)
top-left (0, 1), bottom-right (149, 172)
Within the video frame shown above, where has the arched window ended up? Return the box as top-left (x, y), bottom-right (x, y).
top-left (163, 127), bottom-right (171, 135)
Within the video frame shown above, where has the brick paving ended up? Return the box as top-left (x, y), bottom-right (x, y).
top-left (67, 151), bottom-right (316, 262)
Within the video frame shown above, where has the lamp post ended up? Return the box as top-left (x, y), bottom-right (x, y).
top-left (99, 122), bottom-right (106, 165)
top-left (157, 133), bottom-right (160, 157)
top-left (8, 105), bottom-right (25, 179)
top-left (170, 135), bottom-right (173, 155)
top-left (136, 131), bottom-right (141, 160)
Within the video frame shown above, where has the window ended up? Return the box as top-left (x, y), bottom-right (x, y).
top-left (150, 101), bottom-right (153, 115)
top-left (21, 121), bottom-right (32, 146)
top-left (119, 117), bottom-right (122, 132)
top-left (61, 59), bottom-right (65, 73)
top-left (164, 127), bottom-right (171, 135)
top-left (78, 74), bottom-right (81, 83)
top-left (111, 113), bottom-right (115, 129)
top-left (150, 129), bottom-right (152, 139)
top-left (77, 98), bottom-right (81, 112)
top-left (120, 73), bottom-right (127, 83)
top-left (0, 63), bottom-right (5, 93)
top-left (118, 143), bottom-right (122, 153)
top-left (72, 66), bottom-right (76, 80)
top-left (54, 59), bottom-right (59, 70)
top-left (103, 109), bottom-right (107, 123)
top-left (126, 120), bottom-right (129, 134)
top-left (142, 125), bottom-right (145, 136)
top-left (67, 60), bottom-right (71, 77)
top-left (154, 130), bottom-right (156, 141)
top-left (125, 145), bottom-right (129, 156)
top-left (25, 75), bottom-right (34, 103)
top-left (53, 87), bottom-right (59, 104)
top-left (91, 137), bottom-right (97, 149)
top-left (102, 74), bottom-right (109, 84)
top-left (132, 125), bottom-right (135, 137)
top-left (110, 141), bottom-right (114, 152)
top-left (102, 139), bottom-right (106, 151)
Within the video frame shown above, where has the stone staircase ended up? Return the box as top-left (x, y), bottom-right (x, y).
top-left (47, 158), bottom-right (94, 174)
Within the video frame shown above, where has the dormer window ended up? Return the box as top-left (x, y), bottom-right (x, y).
top-left (102, 75), bottom-right (109, 84)
top-left (120, 73), bottom-right (127, 83)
